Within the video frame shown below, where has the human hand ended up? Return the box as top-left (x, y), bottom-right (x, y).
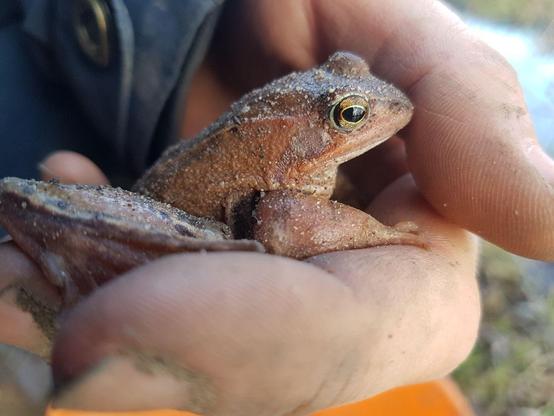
top-left (1, 152), bottom-right (479, 415)
top-left (2, 0), bottom-right (553, 415)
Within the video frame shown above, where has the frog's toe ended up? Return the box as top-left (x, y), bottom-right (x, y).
top-left (393, 221), bottom-right (419, 234)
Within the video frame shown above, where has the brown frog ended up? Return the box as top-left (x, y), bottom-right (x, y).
top-left (0, 52), bottom-right (422, 304)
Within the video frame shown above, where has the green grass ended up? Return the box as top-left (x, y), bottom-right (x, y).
top-left (453, 243), bottom-right (554, 415)
top-left (445, 0), bottom-right (554, 26)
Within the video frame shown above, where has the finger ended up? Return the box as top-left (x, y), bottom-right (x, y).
top-left (0, 344), bottom-right (52, 416)
top-left (216, 0), bottom-right (554, 260)
top-left (50, 178), bottom-right (479, 414)
top-left (309, 174), bottom-right (481, 391)
top-left (308, 0), bottom-right (554, 260)
top-left (39, 151), bottom-right (109, 185)
top-left (0, 243), bottom-right (62, 358)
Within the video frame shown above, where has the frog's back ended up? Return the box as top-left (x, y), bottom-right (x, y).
top-left (134, 63), bottom-right (328, 220)
top-left (133, 113), bottom-right (297, 221)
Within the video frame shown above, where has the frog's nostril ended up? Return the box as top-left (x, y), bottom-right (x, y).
top-left (391, 94), bottom-right (414, 114)
top-left (392, 97), bottom-right (414, 115)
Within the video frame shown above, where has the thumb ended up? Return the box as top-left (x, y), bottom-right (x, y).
top-left (38, 151), bottom-right (109, 185)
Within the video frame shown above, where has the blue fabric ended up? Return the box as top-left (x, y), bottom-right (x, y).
top-left (0, 22), bottom-right (106, 180)
top-left (0, 1), bottom-right (20, 26)
top-left (0, 0), bottom-right (224, 180)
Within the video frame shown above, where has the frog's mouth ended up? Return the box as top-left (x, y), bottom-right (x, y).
top-left (320, 100), bottom-right (413, 169)
top-left (328, 132), bottom-right (393, 167)
top-left (294, 130), bottom-right (397, 198)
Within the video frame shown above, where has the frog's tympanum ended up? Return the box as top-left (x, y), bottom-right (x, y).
top-left (0, 52), bottom-right (423, 304)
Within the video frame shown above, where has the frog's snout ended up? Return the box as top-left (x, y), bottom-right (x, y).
top-left (387, 91), bottom-right (414, 126)
top-left (393, 96), bottom-right (414, 116)
top-left (392, 88), bottom-right (414, 112)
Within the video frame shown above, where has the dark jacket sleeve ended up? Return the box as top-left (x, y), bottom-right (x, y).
top-left (0, 0), bottom-right (224, 181)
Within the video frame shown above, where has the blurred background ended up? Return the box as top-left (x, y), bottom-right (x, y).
top-left (443, 1), bottom-right (554, 415)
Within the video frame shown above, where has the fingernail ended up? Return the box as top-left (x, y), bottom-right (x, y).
top-left (53, 353), bottom-right (216, 413)
top-left (526, 143), bottom-right (554, 185)
top-left (37, 161), bottom-right (59, 182)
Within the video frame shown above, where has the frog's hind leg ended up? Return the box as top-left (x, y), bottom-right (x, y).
top-left (0, 178), bottom-right (263, 305)
top-left (253, 190), bottom-right (426, 259)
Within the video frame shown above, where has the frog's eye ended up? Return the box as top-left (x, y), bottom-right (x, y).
top-left (330, 95), bottom-right (370, 132)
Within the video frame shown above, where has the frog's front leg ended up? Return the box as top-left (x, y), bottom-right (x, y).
top-left (253, 190), bottom-right (426, 259)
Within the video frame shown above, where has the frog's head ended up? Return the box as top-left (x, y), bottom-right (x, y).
top-left (302, 51), bottom-right (414, 168)
top-left (230, 52), bottom-right (413, 185)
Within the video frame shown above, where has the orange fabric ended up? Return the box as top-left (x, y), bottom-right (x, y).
top-left (313, 378), bottom-right (474, 416)
top-left (47, 378), bottom-right (474, 416)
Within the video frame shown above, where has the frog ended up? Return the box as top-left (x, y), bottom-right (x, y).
top-left (134, 52), bottom-right (414, 229)
top-left (0, 51), bottom-right (423, 305)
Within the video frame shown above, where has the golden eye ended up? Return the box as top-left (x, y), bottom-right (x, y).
top-left (330, 95), bottom-right (369, 131)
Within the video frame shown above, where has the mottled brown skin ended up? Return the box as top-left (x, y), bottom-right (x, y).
top-left (0, 52), bottom-right (421, 302)
top-left (135, 51), bottom-right (420, 253)
top-left (135, 52), bottom-right (414, 223)
top-left (0, 178), bottom-right (262, 304)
